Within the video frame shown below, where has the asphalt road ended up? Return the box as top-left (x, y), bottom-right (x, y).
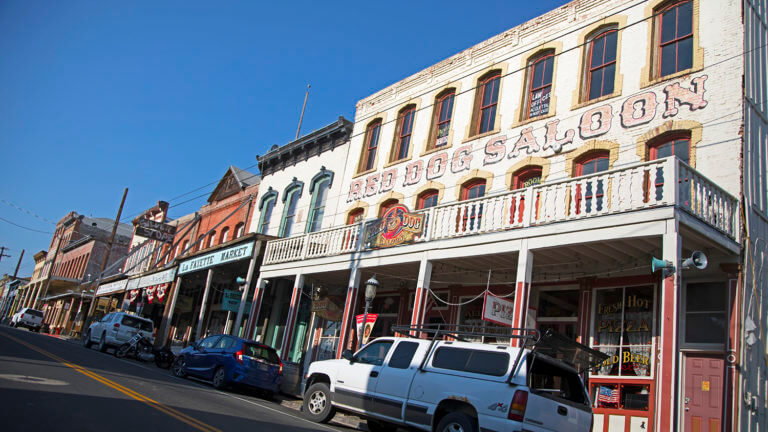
top-left (0, 326), bottom-right (358, 432)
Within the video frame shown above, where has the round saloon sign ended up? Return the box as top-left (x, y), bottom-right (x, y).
top-left (365, 205), bottom-right (424, 249)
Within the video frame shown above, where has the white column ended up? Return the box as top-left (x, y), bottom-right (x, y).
top-left (511, 240), bottom-right (533, 347)
top-left (195, 269), bottom-right (214, 341)
top-left (233, 244), bottom-right (260, 336)
top-left (280, 272), bottom-right (305, 358)
top-left (336, 267), bottom-right (361, 358)
top-left (410, 255), bottom-right (433, 336)
top-left (244, 276), bottom-right (267, 339)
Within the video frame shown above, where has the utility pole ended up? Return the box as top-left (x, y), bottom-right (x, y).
top-left (295, 84), bottom-right (310, 140)
top-left (0, 247), bottom-right (10, 264)
top-left (85, 188), bottom-right (128, 325)
top-left (13, 249), bottom-right (24, 278)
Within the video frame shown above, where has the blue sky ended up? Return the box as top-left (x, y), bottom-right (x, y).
top-left (0, 0), bottom-right (570, 276)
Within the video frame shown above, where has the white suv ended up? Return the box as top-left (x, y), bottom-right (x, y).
top-left (302, 325), bottom-right (605, 432)
top-left (11, 308), bottom-right (44, 332)
top-left (83, 312), bottom-right (154, 352)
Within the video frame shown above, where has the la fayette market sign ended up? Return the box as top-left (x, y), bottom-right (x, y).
top-left (348, 75), bottom-right (708, 202)
top-left (178, 241), bottom-right (254, 275)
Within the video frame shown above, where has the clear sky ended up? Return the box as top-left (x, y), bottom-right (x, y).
top-left (0, 0), bottom-right (570, 276)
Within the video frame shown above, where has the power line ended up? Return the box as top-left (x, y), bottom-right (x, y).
top-left (0, 199), bottom-right (56, 225)
top-left (0, 216), bottom-right (52, 234)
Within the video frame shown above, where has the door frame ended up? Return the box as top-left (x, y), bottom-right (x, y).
top-left (677, 351), bottom-right (726, 432)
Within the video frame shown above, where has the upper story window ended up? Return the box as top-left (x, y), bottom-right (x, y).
top-left (196, 235), bottom-right (205, 251)
top-left (219, 227), bottom-right (230, 244)
top-left (526, 52), bottom-right (555, 119)
top-left (391, 105), bottom-right (416, 162)
top-left (586, 29), bottom-right (618, 101)
top-left (472, 71), bottom-right (501, 136)
top-left (181, 240), bottom-right (189, 256)
top-left (575, 151), bottom-right (610, 176)
top-left (280, 187), bottom-right (301, 237)
top-left (234, 222), bottom-right (245, 238)
top-left (657, 0), bottom-right (693, 78)
top-left (359, 120), bottom-right (382, 172)
top-left (259, 196), bottom-right (276, 235)
top-left (347, 208), bottom-right (364, 225)
top-left (429, 89), bottom-right (455, 150)
top-left (648, 132), bottom-right (690, 165)
top-left (308, 177), bottom-right (331, 233)
top-left (461, 179), bottom-right (486, 201)
top-left (207, 231), bottom-right (216, 248)
top-left (513, 166), bottom-right (543, 189)
top-left (379, 199), bottom-right (399, 218)
top-left (417, 189), bottom-right (439, 210)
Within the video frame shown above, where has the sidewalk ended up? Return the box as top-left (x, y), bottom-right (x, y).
top-left (40, 329), bottom-right (365, 430)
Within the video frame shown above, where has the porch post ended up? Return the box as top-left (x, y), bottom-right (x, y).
top-left (233, 241), bottom-right (260, 337)
top-left (280, 272), bottom-right (304, 358)
top-left (655, 219), bottom-right (681, 431)
top-left (244, 276), bottom-right (266, 339)
top-left (511, 240), bottom-right (533, 347)
top-left (157, 276), bottom-right (182, 347)
top-left (31, 283), bottom-right (42, 309)
top-left (577, 277), bottom-right (595, 346)
top-left (410, 255), bottom-right (433, 335)
top-left (336, 267), bottom-right (361, 358)
top-left (194, 269), bottom-right (214, 341)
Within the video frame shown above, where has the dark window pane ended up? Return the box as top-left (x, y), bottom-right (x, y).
top-left (685, 313), bottom-right (726, 344)
top-left (466, 350), bottom-right (509, 376)
top-left (686, 283), bottom-right (725, 312)
top-left (673, 139), bottom-right (690, 164)
top-left (602, 64), bottom-right (616, 96)
top-left (483, 80), bottom-right (495, 104)
top-left (388, 342), bottom-right (419, 369)
top-left (357, 341), bottom-right (393, 366)
top-left (656, 142), bottom-right (674, 158)
top-left (488, 78), bottom-right (499, 104)
top-left (433, 347), bottom-right (470, 371)
top-left (661, 9), bottom-right (677, 43)
top-left (677, 1), bottom-right (693, 37)
top-left (589, 69), bottom-right (603, 100)
top-left (595, 157), bottom-right (609, 172)
top-left (480, 105), bottom-right (496, 133)
top-left (532, 62), bottom-right (544, 88)
top-left (660, 43), bottom-right (677, 77)
top-left (604, 32), bottom-right (617, 63)
top-left (542, 57), bottom-right (554, 85)
top-left (677, 37), bottom-right (693, 71)
top-left (591, 37), bottom-right (605, 68)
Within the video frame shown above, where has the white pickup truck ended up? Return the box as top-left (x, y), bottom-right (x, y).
top-left (302, 326), bottom-right (605, 432)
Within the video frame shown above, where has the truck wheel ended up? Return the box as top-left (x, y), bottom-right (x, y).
top-left (98, 332), bottom-right (108, 352)
top-left (83, 331), bottom-right (93, 348)
top-left (366, 419), bottom-right (398, 432)
top-left (436, 412), bottom-right (476, 432)
top-left (302, 382), bottom-right (335, 423)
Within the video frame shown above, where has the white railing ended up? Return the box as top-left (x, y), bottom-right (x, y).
top-left (263, 157), bottom-right (739, 265)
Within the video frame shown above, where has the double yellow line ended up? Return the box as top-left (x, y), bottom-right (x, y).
top-left (2, 332), bottom-right (221, 432)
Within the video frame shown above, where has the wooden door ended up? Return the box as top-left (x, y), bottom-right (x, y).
top-left (683, 355), bottom-right (724, 432)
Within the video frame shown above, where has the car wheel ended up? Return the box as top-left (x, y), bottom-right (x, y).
top-left (302, 382), bottom-right (335, 423)
top-left (98, 332), bottom-right (107, 353)
top-left (83, 331), bottom-right (93, 348)
top-left (212, 366), bottom-right (227, 390)
top-left (172, 357), bottom-right (187, 378)
top-left (436, 412), bottom-right (476, 432)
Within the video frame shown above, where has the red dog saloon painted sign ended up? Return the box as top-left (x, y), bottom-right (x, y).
top-left (347, 75), bottom-right (708, 202)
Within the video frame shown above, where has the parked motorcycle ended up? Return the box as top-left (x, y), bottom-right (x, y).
top-left (115, 332), bottom-right (155, 362)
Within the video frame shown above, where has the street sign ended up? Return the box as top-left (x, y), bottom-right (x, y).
top-left (135, 218), bottom-right (176, 243)
top-left (222, 289), bottom-right (241, 312)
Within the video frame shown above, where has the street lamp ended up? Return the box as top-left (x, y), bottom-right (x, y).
top-left (359, 275), bottom-right (379, 350)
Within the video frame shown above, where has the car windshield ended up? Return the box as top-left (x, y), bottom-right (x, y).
top-left (243, 344), bottom-right (280, 364)
top-left (26, 309), bottom-right (43, 318)
top-left (121, 316), bottom-right (153, 332)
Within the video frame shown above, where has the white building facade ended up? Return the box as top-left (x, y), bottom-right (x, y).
top-left (247, 1), bottom-right (766, 430)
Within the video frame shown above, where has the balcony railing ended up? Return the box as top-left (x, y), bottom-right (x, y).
top-left (263, 158), bottom-right (739, 265)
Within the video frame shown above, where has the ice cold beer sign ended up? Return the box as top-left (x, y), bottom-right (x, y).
top-left (347, 75), bottom-right (708, 202)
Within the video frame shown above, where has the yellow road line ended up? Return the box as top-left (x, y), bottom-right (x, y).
top-left (1, 331), bottom-right (221, 432)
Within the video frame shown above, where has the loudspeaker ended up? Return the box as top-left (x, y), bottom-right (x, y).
top-left (651, 257), bottom-right (672, 273)
top-left (235, 276), bottom-right (246, 285)
top-left (682, 251), bottom-right (708, 270)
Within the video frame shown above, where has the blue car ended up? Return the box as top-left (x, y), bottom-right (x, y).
top-left (172, 334), bottom-right (282, 396)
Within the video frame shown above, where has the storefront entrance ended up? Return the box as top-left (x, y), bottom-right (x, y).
top-left (682, 355), bottom-right (724, 432)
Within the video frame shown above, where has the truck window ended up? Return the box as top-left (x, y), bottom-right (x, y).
top-left (528, 356), bottom-right (588, 406)
top-left (356, 341), bottom-right (393, 366)
top-left (388, 341), bottom-right (419, 369)
top-left (432, 347), bottom-right (509, 376)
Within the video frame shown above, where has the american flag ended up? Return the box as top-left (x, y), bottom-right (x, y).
top-left (597, 386), bottom-right (619, 404)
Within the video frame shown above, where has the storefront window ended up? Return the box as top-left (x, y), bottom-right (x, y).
top-left (458, 295), bottom-right (512, 344)
top-left (590, 383), bottom-right (651, 411)
top-left (591, 286), bottom-right (654, 377)
top-left (286, 284), bottom-right (312, 363)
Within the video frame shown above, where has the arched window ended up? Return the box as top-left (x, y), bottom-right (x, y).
top-left (219, 227), bottom-right (230, 244)
top-left (279, 187), bottom-right (301, 237)
top-left (585, 29), bottom-right (618, 101)
top-left (258, 188), bottom-right (277, 235)
top-left (472, 71), bottom-right (501, 135)
top-left (459, 179), bottom-right (486, 231)
top-left (308, 170), bottom-right (333, 233)
top-left (656, 0), bottom-right (693, 78)
top-left (181, 240), bottom-right (189, 256)
top-left (460, 179), bottom-right (486, 201)
top-left (347, 208), bottom-right (364, 225)
top-left (513, 166), bottom-right (543, 189)
top-left (391, 105), bottom-right (416, 162)
top-left (574, 151), bottom-right (610, 176)
top-left (379, 199), bottom-right (400, 218)
top-left (429, 89), bottom-right (455, 150)
top-left (207, 231), bottom-right (216, 248)
top-left (234, 222), bottom-right (245, 238)
top-left (648, 132), bottom-right (690, 164)
top-left (196, 235), bottom-right (205, 252)
top-left (417, 189), bottom-right (439, 210)
top-left (525, 52), bottom-right (555, 119)
top-left (359, 119), bottom-right (382, 173)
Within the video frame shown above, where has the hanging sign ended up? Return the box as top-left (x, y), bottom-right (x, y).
top-left (137, 267), bottom-right (177, 289)
top-left (146, 285), bottom-right (156, 304)
top-left (364, 205), bottom-right (424, 249)
top-left (311, 296), bottom-right (344, 322)
top-left (222, 289), bottom-right (242, 312)
top-left (135, 218), bottom-right (177, 243)
top-left (156, 283), bottom-right (168, 303)
top-left (356, 314), bottom-right (378, 345)
top-left (96, 279), bottom-right (128, 296)
top-left (482, 292), bottom-right (515, 327)
top-left (178, 241), bottom-right (254, 274)
top-left (128, 289), bottom-right (140, 303)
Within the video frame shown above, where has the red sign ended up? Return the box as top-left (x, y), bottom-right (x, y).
top-left (481, 292), bottom-right (515, 327)
top-left (355, 313), bottom-right (378, 345)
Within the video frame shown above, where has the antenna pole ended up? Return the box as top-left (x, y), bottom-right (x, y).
top-left (295, 84), bottom-right (310, 140)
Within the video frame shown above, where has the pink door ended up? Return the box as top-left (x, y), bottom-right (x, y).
top-left (683, 355), bottom-right (724, 432)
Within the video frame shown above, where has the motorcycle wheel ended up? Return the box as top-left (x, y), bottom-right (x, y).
top-left (115, 343), bottom-right (130, 359)
top-left (155, 353), bottom-right (173, 369)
